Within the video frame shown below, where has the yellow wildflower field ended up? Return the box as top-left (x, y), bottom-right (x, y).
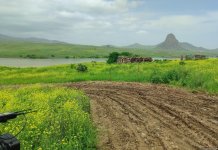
top-left (0, 85), bottom-right (96, 150)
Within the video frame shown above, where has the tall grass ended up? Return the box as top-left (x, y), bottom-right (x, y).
top-left (0, 59), bottom-right (217, 93)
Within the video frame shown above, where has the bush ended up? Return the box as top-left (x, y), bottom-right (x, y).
top-left (120, 52), bottom-right (132, 57)
top-left (107, 52), bottom-right (133, 64)
top-left (107, 52), bottom-right (120, 64)
top-left (150, 70), bottom-right (163, 84)
top-left (150, 75), bottom-right (163, 84)
top-left (76, 64), bottom-right (88, 72)
top-left (150, 68), bottom-right (189, 84)
top-left (25, 54), bottom-right (37, 59)
top-left (163, 69), bottom-right (180, 83)
top-left (179, 61), bottom-right (186, 65)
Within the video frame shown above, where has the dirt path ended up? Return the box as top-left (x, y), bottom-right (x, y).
top-left (69, 82), bottom-right (218, 150)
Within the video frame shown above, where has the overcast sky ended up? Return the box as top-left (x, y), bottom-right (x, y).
top-left (0, 0), bottom-right (218, 48)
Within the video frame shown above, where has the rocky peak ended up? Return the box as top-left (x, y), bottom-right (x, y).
top-left (156, 33), bottom-right (185, 50)
top-left (164, 33), bottom-right (179, 44)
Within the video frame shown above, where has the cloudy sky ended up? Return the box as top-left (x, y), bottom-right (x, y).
top-left (0, 0), bottom-right (218, 48)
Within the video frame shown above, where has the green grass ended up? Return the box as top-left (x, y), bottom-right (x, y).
top-left (0, 41), bottom-right (217, 58)
top-left (0, 59), bottom-right (217, 93)
top-left (0, 85), bottom-right (96, 150)
top-left (0, 59), bottom-right (217, 149)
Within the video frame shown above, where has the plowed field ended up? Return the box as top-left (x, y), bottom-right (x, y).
top-left (69, 82), bottom-right (218, 150)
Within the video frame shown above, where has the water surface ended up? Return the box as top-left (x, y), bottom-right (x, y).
top-left (0, 58), bottom-right (107, 67)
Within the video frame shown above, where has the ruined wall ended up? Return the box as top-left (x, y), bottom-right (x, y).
top-left (185, 55), bottom-right (206, 60)
top-left (117, 57), bottom-right (153, 63)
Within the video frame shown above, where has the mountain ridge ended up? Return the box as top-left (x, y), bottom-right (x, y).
top-left (0, 34), bottom-right (66, 44)
top-left (124, 33), bottom-right (217, 51)
top-left (123, 43), bottom-right (154, 49)
top-left (0, 33), bottom-right (217, 52)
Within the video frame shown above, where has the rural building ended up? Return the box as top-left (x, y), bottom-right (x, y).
top-left (117, 56), bottom-right (153, 63)
top-left (185, 55), bottom-right (206, 60)
top-left (194, 55), bottom-right (206, 60)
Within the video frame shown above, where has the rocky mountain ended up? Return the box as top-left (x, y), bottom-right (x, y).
top-left (0, 34), bottom-right (65, 44)
top-left (124, 33), bottom-right (215, 51)
top-left (1, 33), bottom-right (217, 52)
top-left (155, 33), bottom-right (218, 51)
top-left (156, 33), bottom-right (186, 50)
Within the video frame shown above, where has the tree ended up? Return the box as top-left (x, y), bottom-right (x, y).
top-left (107, 52), bottom-right (120, 64)
top-left (120, 52), bottom-right (132, 57)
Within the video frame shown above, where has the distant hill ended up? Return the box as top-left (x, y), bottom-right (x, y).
top-left (123, 33), bottom-right (216, 52)
top-left (179, 42), bottom-right (208, 51)
top-left (155, 33), bottom-right (214, 51)
top-left (155, 34), bottom-right (218, 52)
top-left (212, 49), bottom-right (218, 56)
top-left (123, 43), bottom-right (154, 49)
top-left (0, 33), bottom-right (217, 58)
top-left (0, 34), bottom-right (66, 44)
top-left (102, 45), bottom-right (116, 48)
top-left (156, 33), bottom-right (185, 50)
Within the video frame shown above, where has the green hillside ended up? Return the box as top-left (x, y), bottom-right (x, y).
top-left (0, 33), bottom-right (218, 58)
top-left (0, 41), bottom-right (218, 58)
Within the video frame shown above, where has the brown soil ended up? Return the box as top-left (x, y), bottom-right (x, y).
top-left (69, 82), bottom-right (218, 150)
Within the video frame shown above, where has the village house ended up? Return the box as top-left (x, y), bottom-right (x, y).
top-left (117, 56), bottom-right (153, 63)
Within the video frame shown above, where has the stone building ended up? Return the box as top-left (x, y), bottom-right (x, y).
top-left (185, 55), bottom-right (206, 60)
top-left (117, 56), bottom-right (152, 63)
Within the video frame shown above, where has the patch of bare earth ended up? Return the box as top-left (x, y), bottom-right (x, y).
top-left (68, 82), bottom-right (218, 150)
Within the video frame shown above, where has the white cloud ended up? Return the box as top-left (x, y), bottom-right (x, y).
top-left (44, 0), bottom-right (140, 15)
top-left (58, 11), bottom-right (94, 20)
top-left (0, 0), bottom-right (217, 48)
top-left (136, 30), bottom-right (148, 34)
top-left (145, 12), bottom-right (218, 29)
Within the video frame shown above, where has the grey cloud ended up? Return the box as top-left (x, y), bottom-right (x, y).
top-left (0, 0), bottom-right (217, 48)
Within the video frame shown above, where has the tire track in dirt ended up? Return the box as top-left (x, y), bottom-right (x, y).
top-left (68, 82), bottom-right (218, 150)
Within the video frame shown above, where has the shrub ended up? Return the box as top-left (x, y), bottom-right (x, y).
top-left (120, 52), bottom-right (132, 57)
top-left (179, 61), bottom-right (186, 65)
top-left (107, 52), bottom-right (120, 64)
top-left (107, 52), bottom-right (133, 64)
top-left (76, 64), bottom-right (88, 72)
top-left (163, 69), bottom-right (180, 83)
top-left (25, 54), bottom-right (37, 59)
top-left (150, 75), bottom-right (163, 84)
top-left (150, 68), bottom-right (189, 84)
top-left (150, 70), bottom-right (163, 84)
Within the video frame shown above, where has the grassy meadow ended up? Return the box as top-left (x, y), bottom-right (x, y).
top-left (0, 85), bottom-right (96, 150)
top-left (0, 58), bottom-right (217, 149)
top-left (0, 41), bottom-right (217, 58)
top-left (0, 59), bottom-right (217, 93)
